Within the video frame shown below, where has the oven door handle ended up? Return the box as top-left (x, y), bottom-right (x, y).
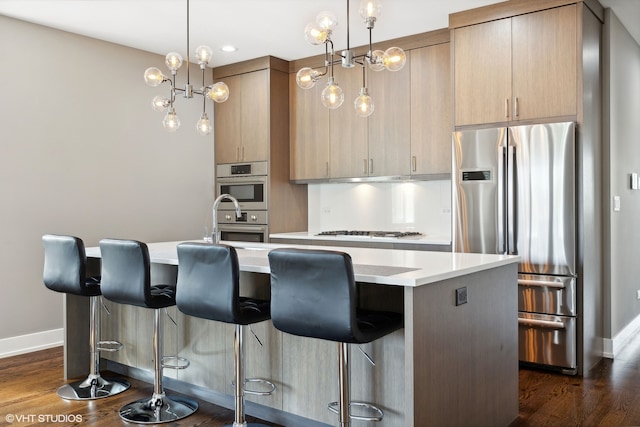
top-left (219, 224), bottom-right (267, 233)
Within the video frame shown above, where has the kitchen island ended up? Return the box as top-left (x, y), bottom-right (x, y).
top-left (65, 241), bottom-right (519, 427)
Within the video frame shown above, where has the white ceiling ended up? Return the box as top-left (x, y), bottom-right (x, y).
top-left (0, 0), bottom-right (637, 68)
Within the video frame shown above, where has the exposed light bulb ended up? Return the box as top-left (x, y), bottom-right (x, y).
top-left (144, 67), bottom-right (166, 87)
top-left (321, 78), bottom-right (344, 109)
top-left (151, 95), bottom-right (170, 112)
top-left (383, 47), bottom-right (406, 71)
top-left (195, 45), bottom-right (213, 66)
top-left (304, 22), bottom-right (329, 46)
top-left (367, 50), bottom-right (386, 72)
top-left (354, 88), bottom-right (374, 117)
top-left (207, 81), bottom-right (230, 103)
top-left (165, 52), bottom-right (183, 73)
top-left (316, 11), bottom-right (337, 31)
top-left (162, 108), bottom-right (181, 132)
top-left (296, 67), bottom-right (320, 89)
top-left (359, 0), bottom-right (382, 28)
top-left (196, 113), bottom-right (212, 136)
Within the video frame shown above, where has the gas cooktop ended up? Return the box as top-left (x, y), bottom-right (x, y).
top-left (316, 230), bottom-right (423, 238)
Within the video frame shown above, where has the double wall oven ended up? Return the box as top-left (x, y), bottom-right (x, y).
top-left (216, 161), bottom-right (268, 243)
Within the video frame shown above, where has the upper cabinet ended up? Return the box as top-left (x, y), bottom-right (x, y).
top-left (289, 29), bottom-right (450, 181)
top-left (289, 74), bottom-right (330, 180)
top-left (453, 4), bottom-right (577, 126)
top-left (214, 69), bottom-right (269, 163)
top-left (367, 56), bottom-right (412, 177)
top-left (410, 43), bottom-right (451, 176)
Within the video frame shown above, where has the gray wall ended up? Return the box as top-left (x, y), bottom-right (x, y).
top-left (0, 16), bottom-right (215, 341)
top-left (603, 9), bottom-right (640, 338)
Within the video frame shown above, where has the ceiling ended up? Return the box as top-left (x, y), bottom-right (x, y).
top-left (0, 0), bottom-right (637, 68)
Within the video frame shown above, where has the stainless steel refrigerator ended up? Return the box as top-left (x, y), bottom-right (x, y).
top-left (452, 122), bottom-right (578, 374)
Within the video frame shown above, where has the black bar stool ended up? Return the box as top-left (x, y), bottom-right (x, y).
top-left (42, 234), bottom-right (130, 400)
top-left (268, 248), bottom-right (403, 427)
top-left (99, 238), bottom-right (198, 424)
top-left (175, 242), bottom-right (275, 427)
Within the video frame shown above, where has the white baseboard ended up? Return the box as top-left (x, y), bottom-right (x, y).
top-left (0, 328), bottom-right (63, 358)
top-left (602, 313), bottom-right (640, 359)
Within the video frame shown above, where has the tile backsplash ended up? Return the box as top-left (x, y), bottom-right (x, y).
top-left (307, 180), bottom-right (452, 238)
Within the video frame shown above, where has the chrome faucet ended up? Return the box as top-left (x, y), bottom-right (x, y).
top-left (212, 194), bottom-right (242, 244)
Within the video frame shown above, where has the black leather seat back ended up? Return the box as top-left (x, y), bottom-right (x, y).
top-left (42, 234), bottom-right (100, 297)
top-left (176, 243), bottom-right (240, 324)
top-left (99, 239), bottom-right (160, 308)
top-left (268, 248), bottom-right (358, 343)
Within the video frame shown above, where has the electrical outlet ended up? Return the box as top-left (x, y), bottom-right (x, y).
top-left (455, 287), bottom-right (468, 306)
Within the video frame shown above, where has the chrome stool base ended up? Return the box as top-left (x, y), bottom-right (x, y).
top-left (224, 423), bottom-right (272, 427)
top-left (328, 401), bottom-right (384, 422)
top-left (57, 374), bottom-right (130, 400)
top-left (119, 393), bottom-right (198, 424)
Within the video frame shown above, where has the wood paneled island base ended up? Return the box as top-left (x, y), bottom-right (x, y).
top-left (65, 241), bottom-right (519, 427)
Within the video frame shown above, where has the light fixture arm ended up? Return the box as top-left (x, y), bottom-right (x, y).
top-left (185, 0), bottom-right (190, 86)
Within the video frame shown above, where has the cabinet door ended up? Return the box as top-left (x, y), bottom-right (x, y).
top-left (330, 65), bottom-right (368, 178)
top-left (240, 70), bottom-right (269, 162)
top-left (410, 43), bottom-right (452, 176)
top-left (512, 4), bottom-right (577, 121)
top-left (214, 74), bottom-right (241, 164)
top-left (367, 56), bottom-right (411, 177)
top-left (289, 73), bottom-right (330, 180)
top-left (454, 18), bottom-right (512, 126)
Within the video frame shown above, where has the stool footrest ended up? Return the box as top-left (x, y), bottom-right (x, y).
top-left (161, 356), bottom-right (190, 370)
top-left (328, 400), bottom-right (384, 422)
top-left (97, 340), bottom-right (123, 352)
top-left (233, 378), bottom-right (277, 396)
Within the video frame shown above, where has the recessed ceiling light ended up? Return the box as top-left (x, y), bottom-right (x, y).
top-left (221, 45), bottom-right (237, 53)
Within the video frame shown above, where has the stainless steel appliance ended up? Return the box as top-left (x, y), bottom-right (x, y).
top-left (216, 161), bottom-right (269, 242)
top-left (453, 122), bottom-right (578, 374)
top-left (216, 161), bottom-right (268, 211)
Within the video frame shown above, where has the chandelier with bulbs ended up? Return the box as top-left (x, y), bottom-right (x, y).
top-left (296, 0), bottom-right (406, 117)
top-left (143, 0), bottom-right (229, 135)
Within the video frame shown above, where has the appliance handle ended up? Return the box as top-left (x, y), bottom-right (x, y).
top-left (518, 318), bottom-right (566, 330)
top-left (518, 279), bottom-right (566, 289)
top-left (507, 136), bottom-right (517, 254)
top-left (218, 224), bottom-right (267, 233)
top-left (497, 137), bottom-right (507, 254)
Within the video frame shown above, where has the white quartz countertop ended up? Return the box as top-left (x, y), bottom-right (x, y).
top-left (86, 240), bottom-right (517, 288)
top-left (269, 231), bottom-right (451, 246)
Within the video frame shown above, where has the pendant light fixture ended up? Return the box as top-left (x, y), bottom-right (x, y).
top-left (143, 0), bottom-right (229, 135)
top-left (296, 0), bottom-right (406, 117)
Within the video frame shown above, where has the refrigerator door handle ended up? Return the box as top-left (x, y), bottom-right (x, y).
top-left (497, 139), bottom-right (507, 254)
top-left (507, 140), bottom-right (517, 255)
top-left (518, 279), bottom-right (567, 289)
top-left (518, 317), bottom-right (566, 330)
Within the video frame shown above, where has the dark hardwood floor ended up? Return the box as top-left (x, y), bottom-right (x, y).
top-left (0, 346), bottom-right (281, 427)
top-left (3, 340), bottom-right (640, 426)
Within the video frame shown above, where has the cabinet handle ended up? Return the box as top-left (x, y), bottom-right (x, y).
top-left (236, 147), bottom-right (240, 162)
top-left (514, 97), bottom-right (519, 118)
top-left (505, 98), bottom-right (509, 118)
top-left (369, 159), bottom-right (373, 175)
top-left (325, 161), bottom-right (329, 177)
top-left (412, 156), bottom-right (417, 172)
top-left (363, 159), bottom-right (367, 175)
top-left (241, 146), bottom-right (245, 161)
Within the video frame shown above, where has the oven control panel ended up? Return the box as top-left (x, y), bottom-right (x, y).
top-left (218, 210), bottom-right (267, 225)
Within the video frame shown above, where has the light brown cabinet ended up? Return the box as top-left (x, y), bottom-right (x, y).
top-left (453, 4), bottom-right (577, 126)
top-left (367, 56), bottom-right (412, 177)
top-left (289, 75), bottom-right (330, 180)
top-left (329, 65), bottom-right (368, 179)
top-left (410, 43), bottom-right (451, 176)
top-left (214, 70), bottom-right (269, 163)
